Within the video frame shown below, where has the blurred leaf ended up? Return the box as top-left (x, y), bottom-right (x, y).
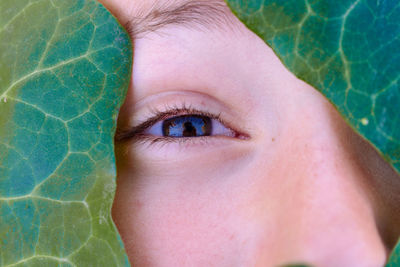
top-left (0, 0), bottom-right (132, 266)
top-left (225, 0), bottom-right (400, 264)
top-left (387, 240), bottom-right (400, 267)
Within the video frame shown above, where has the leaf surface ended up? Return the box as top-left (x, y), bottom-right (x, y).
top-left (0, 0), bottom-right (132, 266)
top-left (225, 0), bottom-right (400, 264)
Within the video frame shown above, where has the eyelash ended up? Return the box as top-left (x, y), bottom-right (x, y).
top-left (116, 103), bottom-right (238, 145)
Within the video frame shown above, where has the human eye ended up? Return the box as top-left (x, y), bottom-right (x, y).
top-left (116, 104), bottom-right (244, 146)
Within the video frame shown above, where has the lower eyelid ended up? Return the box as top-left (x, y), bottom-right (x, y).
top-left (134, 134), bottom-right (241, 153)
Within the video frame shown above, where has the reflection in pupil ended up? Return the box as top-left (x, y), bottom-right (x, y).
top-left (183, 122), bottom-right (196, 137)
top-left (162, 115), bottom-right (212, 137)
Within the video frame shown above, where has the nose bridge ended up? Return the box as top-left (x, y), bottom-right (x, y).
top-left (280, 93), bottom-right (366, 200)
top-left (253, 99), bottom-right (388, 266)
top-left (277, 96), bottom-right (364, 211)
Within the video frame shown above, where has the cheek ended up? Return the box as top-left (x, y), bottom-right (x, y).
top-left (112, 171), bottom-right (252, 266)
top-left (111, 147), bottom-right (302, 267)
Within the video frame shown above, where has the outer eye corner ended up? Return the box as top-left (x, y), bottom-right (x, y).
top-left (211, 118), bottom-right (237, 138)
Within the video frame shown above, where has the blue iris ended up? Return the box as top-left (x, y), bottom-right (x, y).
top-left (162, 115), bottom-right (212, 137)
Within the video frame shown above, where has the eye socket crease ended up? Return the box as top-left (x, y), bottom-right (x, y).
top-left (124, 0), bottom-right (239, 39)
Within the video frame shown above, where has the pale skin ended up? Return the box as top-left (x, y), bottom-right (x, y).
top-left (99, 0), bottom-right (400, 266)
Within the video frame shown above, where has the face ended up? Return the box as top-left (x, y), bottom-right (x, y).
top-left (99, 0), bottom-right (400, 266)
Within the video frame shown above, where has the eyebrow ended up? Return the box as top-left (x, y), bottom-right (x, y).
top-left (124, 0), bottom-right (236, 39)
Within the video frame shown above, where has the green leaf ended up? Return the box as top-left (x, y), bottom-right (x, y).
top-left (0, 0), bottom-right (132, 266)
top-left (225, 0), bottom-right (400, 264)
top-left (387, 240), bottom-right (400, 267)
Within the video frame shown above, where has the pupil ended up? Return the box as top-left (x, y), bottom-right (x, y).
top-left (183, 122), bottom-right (196, 137)
top-left (162, 115), bottom-right (212, 137)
